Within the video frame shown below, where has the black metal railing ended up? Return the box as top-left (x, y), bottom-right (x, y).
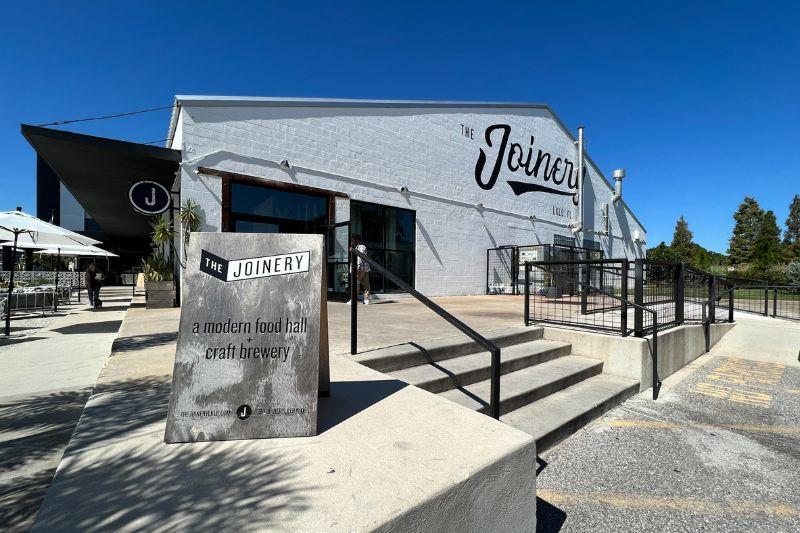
top-left (524, 259), bottom-right (630, 335)
top-left (523, 260), bottom-right (662, 399)
top-left (715, 275), bottom-right (800, 321)
top-left (351, 249), bottom-right (503, 419)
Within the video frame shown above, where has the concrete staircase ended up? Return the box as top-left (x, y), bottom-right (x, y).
top-left (353, 326), bottom-right (639, 451)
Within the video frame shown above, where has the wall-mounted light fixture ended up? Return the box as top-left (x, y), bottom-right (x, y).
top-left (399, 186), bottom-right (409, 194)
top-left (476, 203), bottom-right (484, 210)
top-left (280, 159), bottom-right (292, 170)
top-left (529, 215), bottom-right (536, 221)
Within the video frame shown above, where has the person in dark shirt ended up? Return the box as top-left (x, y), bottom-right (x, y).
top-left (85, 264), bottom-right (100, 307)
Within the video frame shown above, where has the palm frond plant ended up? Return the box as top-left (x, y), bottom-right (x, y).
top-left (143, 216), bottom-right (177, 307)
top-left (142, 254), bottom-right (174, 282)
top-left (178, 199), bottom-right (202, 243)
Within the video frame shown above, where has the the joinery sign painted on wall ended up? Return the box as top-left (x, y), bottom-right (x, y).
top-left (470, 123), bottom-right (582, 206)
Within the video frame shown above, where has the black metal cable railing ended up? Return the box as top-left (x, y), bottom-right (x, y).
top-left (350, 249), bottom-right (503, 419)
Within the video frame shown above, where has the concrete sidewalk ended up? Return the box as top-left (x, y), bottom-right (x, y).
top-left (0, 288), bottom-right (132, 530)
top-left (329, 295), bottom-right (526, 354)
top-left (536, 316), bottom-right (800, 532)
top-left (29, 295), bottom-right (538, 532)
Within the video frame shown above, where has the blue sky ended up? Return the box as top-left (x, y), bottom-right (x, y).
top-left (1, 1), bottom-right (798, 253)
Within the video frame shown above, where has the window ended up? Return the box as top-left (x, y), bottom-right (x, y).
top-left (229, 182), bottom-right (328, 234)
top-left (350, 201), bottom-right (415, 292)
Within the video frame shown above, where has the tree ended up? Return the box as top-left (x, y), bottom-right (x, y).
top-left (670, 216), bottom-right (694, 263)
top-left (786, 261), bottom-right (800, 286)
top-left (647, 241), bottom-right (678, 261)
top-left (752, 210), bottom-right (782, 274)
top-left (728, 197), bottom-right (764, 265)
top-left (784, 195), bottom-right (800, 259)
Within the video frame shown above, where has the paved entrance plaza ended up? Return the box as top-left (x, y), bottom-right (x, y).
top-left (1, 291), bottom-right (799, 530)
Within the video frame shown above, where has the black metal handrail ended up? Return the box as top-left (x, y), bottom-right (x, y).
top-left (698, 283), bottom-right (739, 351)
top-left (524, 261), bottom-right (662, 400)
top-left (350, 249), bottom-right (503, 419)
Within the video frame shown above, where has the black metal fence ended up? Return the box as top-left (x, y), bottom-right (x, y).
top-left (487, 243), bottom-right (602, 296)
top-left (523, 259), bottom-right (740, 338)
top-left (716, 276), bottom-right (800, 321)
top-left (522, 259), bottom-right (799, 338)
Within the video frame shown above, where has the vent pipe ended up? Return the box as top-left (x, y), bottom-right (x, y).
top-left (571, 126), bottom-right (585, 235)
top-left (611, 168), bottom-right (625, 205)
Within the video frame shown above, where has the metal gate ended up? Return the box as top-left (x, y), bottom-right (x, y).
top-left (486, 246), bottom-right (518, 294)
top-left (487, 243), bottom-right (603, 296)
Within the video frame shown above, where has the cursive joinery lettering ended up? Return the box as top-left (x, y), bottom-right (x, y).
top-left (474, 124), bottom-right (583, 205)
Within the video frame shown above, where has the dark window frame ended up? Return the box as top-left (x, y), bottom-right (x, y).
top-left (350, 199), bottom-right (416, 293)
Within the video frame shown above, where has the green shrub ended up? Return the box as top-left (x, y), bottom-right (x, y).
top-left (786, 261), bottom-right (800, 287)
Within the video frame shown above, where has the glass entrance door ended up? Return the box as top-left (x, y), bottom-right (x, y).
top-left (350, 201), bottom-right (415, 293)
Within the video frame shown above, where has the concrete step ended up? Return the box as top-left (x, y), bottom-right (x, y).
top-left (438, 356), bottom-right (603, 416)
top-left (389, 339), bottom-right (572, 394)
top-left (353, 326), bottom-right (544, 373)
top-left (501, 374), bottom-right (640, 452)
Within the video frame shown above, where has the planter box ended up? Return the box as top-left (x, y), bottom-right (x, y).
top-left (542, 287), bottom-right (560, 298)
top-left (145, 281), bottom-right (175, 309)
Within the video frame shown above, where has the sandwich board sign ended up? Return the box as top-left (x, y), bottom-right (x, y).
top-left (165, 233), bottom-right (327, 443)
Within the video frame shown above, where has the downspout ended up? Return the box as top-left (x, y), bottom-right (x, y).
top-left (571, 126), bottom-right (585, 235)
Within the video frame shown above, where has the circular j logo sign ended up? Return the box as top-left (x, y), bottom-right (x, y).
top-left (236, 405), bottom-right (252, 421)
top-left (129, 180), bottom-right (171, 215)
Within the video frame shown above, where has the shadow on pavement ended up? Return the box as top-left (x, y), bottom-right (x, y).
top-left (51, 320), bottom-right (123, 335)
top-left (0, 336), bottom-right (46, 348)
top-left (317, 379), bottom-right (407, 433)
top-left (536, 497), bottom-right (567, 533)
top-left (0, 468), bottom-right (56, 531)
top-left (24, 377), bottom-right (313, 530)
top-left (111, 331), bottom-right (178, 353)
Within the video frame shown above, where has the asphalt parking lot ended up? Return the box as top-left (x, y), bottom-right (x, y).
top-left (536, 317), bottom-right (800, 532)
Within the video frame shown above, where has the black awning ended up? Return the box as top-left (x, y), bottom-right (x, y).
top-left (21, 125), bottom-right (181, 243)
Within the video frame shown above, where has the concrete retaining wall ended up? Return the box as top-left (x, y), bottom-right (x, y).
top-left (33, 301), bottom-right (538, 532)
top-left (544, 322), bottom-right (737, 391)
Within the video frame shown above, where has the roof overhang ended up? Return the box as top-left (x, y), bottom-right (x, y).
top-left (21, 125), bottom-right (181, 246)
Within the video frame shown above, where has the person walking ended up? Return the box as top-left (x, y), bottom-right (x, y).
top-left (85, 263), bottom-right (99, 308)
top-left (347, 235), bottom-right (371, 305)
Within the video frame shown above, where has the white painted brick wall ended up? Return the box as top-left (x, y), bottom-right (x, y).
top-left (176, 104), bottom-right (646, 296)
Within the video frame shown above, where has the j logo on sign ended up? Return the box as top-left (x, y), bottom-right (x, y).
top-left (129, 180), bottom-right (171, 215)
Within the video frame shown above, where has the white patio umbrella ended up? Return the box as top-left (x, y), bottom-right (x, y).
top-left (1, 208), bottom-right (101, 334)
top-left (33, 245), bottom-right (117, 310)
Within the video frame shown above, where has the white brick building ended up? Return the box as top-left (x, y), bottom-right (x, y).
top-left (167, 97), bottom-right (646, 297)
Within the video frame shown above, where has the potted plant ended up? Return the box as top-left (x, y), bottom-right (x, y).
top-left (541, 271), bottom-right (560, 298)
top-left (143, 217), bottom-right (176, 309)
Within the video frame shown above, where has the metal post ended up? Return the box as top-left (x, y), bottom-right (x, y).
top-left (675, 263), bottom-right (685, 324)
top-left (53, 249), bottom-right (60, 313)
top-left (772, 287), bottom-right (777, 317)
top-left (490, 347), bottom-right (500, 419)
top-left (764, 288), bottom-right (769, 316)
top-left (485, 250), bottom-right (490, 295)
top-left (652, 326), bottom-right (659, 400)
top-left (580, 264), bottom-right (588, 315)
top-left (728, 286), bottom-right (734, 323)
top-left (709, 276), bottom-right (716, 324)
top-left (621, 259), bottom-right (629, 336)
top-left (4, 232), bottom-right (18, 336)
top-left (350, 251), bottom-right (358, 355)
top-left (634, 261), bottom-right (644, 337)
top-left (77, 268), bottom-right (81, 302)
top-left (512, 247), bottom-right (519, 296)
top-left (523, 263), bottom-right (530, 326)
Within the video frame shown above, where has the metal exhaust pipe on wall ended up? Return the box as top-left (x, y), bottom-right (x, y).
top-left (612, 168), bottom-right (625, 205)
top-left (571, 126), bottom-right (584, 235)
